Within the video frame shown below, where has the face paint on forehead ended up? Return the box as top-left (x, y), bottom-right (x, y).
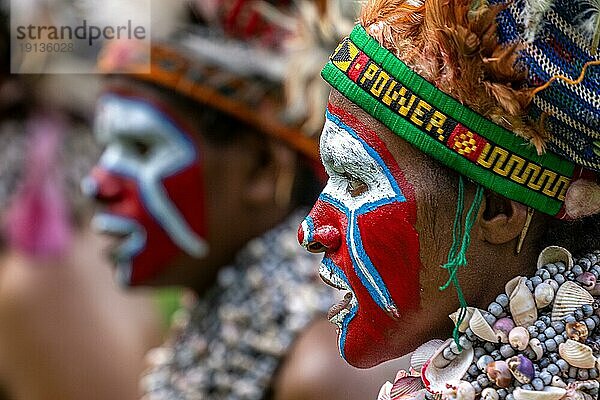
top-left (90, 94), bottom-right (208, 285)
top-left (301, 103), bottom-right (422, 367)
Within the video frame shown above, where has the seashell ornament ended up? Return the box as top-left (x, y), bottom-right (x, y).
top-left (449, 307), bottom-right (476, 333)
top-left (481, 388), bottom-right (499, 400)
top-left (442, 380), bottom-right (476, 400)
top-left (486, 360), bottom-right (512, 388)
top-left (558, 339), bottom-right (596, 369)
top-left (551, 281), bottom-right (594, 321)
top-left (421, 339), bottom-right (474, 394)
top-left (493, 318), bottom-right (515, 343)
top-left (469, 309), bottom-right (499, 343)
top-left (537, 246), bottom-right (573, 271)
top-left (576, 272), bottom-right (596, 290)
top-left (534, 282), bottom-right (555, 309)
top-left (565, 321), bottom-right (589, 342)
top-left (513, 387), bottom-right (567, 400)
top-left (505, 276), bottom-right (537, 327)
top-left (528, 338), bottom-right (544, 361)
top-left (410, 339), bottom-right (444, 373)
top-left (508, 327), bottom-right (530, 351)
top-left (506, 354), bottom-right (535, 384)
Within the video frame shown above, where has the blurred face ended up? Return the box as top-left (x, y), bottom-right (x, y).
top-left (299, 102), bottom-right (422, 367)
top-left (84, 93), bottom-right (208, 285)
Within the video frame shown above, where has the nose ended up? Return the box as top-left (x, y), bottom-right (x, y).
top-left (298, 217), bottom-right (341, 253)
top-left (81, 167), bottom-right (123, 202)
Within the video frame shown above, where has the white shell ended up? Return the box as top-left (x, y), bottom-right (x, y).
top-left (551, 281), bottom-right (594, 322)
top-left (528, 338), bottom-right (544, 360)
top-left (505, 276), bottom-right (537, 327)
top-left (481, 388), bottom-right (499, 400)
top-left (513, 387), bottom-right (567, 400)
top-left (422, 339), bottom-right (474, 395)
top-left (537, 246), bottom-right (573, 271)
top-left (469, 309), bottom-right (499, 343)
top-left (377, 381), bottom-right (392, 400)
top-left (455, 381), bottom-right (476, 400)
top-left (449, 307), bottom-right (476, 333)
top-left (534, 282), bottom-right (555, 309)
top-left (558, 339), bottom-right (596, 368)
top-left (550, 376), bottom-right (566, 388)
top-left (410, 339), bottom-right (444, 373)
top-left (508, 327), bottom-right (530, 351)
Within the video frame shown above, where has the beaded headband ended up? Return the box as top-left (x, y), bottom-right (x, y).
top-left (322, 24), bottom-right (578, 217)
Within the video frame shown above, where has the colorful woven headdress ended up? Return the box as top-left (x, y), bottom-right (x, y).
top-left (322, 0), bottom-right (600, 219)
top-left (98, 0), bottom-right (355, 160)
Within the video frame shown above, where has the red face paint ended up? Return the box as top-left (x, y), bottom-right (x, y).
top-left (299, 103), bottom-right (422, 367)
top-left (86, 94), bottom-right (208, 285)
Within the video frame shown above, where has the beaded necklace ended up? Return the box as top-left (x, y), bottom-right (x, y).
top-left (379, 247), bottom-right (600, 400)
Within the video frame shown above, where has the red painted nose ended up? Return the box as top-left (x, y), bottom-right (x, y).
top-left (298, 218), bottom-right (341, 253)
top-left (81, 167), bottom-right (124, 203)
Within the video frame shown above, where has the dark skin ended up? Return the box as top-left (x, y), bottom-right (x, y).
top-left (93, 80), bottom-right (406, 399)
top-left (301, 89), bottom-right (553, 365)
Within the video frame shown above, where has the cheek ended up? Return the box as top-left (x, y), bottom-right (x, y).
top-left (357, 202), bottom-right (421, 313)
top-left (161, 162), bottom-right (207, 238)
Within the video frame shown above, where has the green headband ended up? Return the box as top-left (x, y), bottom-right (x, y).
top-left (322, 25), bottom-right (577, 217)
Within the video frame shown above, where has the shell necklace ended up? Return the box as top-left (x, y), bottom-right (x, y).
top-left (378, 246), bottom-right (600, 400)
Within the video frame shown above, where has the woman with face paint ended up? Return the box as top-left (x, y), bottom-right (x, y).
top-left (84, 1), bottom-right (405, 399)
top-left (299, 0), bottom-right (600, 398)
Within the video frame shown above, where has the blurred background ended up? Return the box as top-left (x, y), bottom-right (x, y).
top-left (0, 1), bottom-right (408, 399)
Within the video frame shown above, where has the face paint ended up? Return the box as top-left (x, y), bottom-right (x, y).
top-left (84, 94), bottom-right (208, 285)
top-left (298, 103), bottom-right (422, 368)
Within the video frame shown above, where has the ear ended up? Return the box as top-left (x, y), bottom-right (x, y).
top-left (477, 191), bottom-right (528, 245)
top-left (243, 139), bottom-right (297, 209)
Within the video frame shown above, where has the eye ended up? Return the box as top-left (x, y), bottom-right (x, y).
top-left (344, 173), bottom-right (368, 197)
top-left (125, 138), bottom-right (152, 158)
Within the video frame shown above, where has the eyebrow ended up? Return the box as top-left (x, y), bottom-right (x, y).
top-left (321, 117), bottom-right (382, 178)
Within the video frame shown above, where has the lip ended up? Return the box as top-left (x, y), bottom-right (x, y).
top-left (91, 213), bottom-right (147, 284)
top-left (319, 260), bottom-right (358, 328)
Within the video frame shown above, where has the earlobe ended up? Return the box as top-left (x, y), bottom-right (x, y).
top-left (478, 192), bottom-right (528, 245)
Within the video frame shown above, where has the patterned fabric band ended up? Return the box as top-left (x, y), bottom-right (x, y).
top-left (321, 25), bottom-right (577, 217)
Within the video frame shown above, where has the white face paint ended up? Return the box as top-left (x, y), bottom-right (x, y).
top-left (94, 94), bottom-right (207, 257)
top-left (315, 109), bottom-right (408, 317)
top-left (87, 94), bottom-right (209, 285)
top-left (319, 113), bottom-right (403, 212)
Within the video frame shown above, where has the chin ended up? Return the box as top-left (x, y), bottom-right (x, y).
top-left (339, 308), bottom-right (428, 368)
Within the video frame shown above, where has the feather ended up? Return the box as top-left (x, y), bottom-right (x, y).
top-left (579, 0), bottom-right (600, 54)
top-left (519, 0), bottom-right (555, 43)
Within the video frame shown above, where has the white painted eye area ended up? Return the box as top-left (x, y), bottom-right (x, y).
top-left (343, 173), bottom-right (368, 198)
top-left (319, 111), bottom-right (405, 212)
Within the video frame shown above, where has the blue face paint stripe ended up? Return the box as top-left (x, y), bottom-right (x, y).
top-left (100, 94), bottom-right (199, 158)
top-left (322, 257), bottom-right (352, 287)
top-left (96, 95), bottom-right (208, 258)
top-left (348, 211), bottom-right (395, 311)
top-left (305, 215), bottom-right (315, 243)
top-left (339, 303), bottom-right (358, 361)
top-left (322, 257), bottom-right (357, 362)
top-left (325, 109), bottom-right (405, 201)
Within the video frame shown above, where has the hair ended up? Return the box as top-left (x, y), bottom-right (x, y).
top-left (541, 215), bottom-right (600, 257)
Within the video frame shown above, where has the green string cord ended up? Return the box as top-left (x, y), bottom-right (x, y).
top-left (439, 176), bottom-right (485, 350)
